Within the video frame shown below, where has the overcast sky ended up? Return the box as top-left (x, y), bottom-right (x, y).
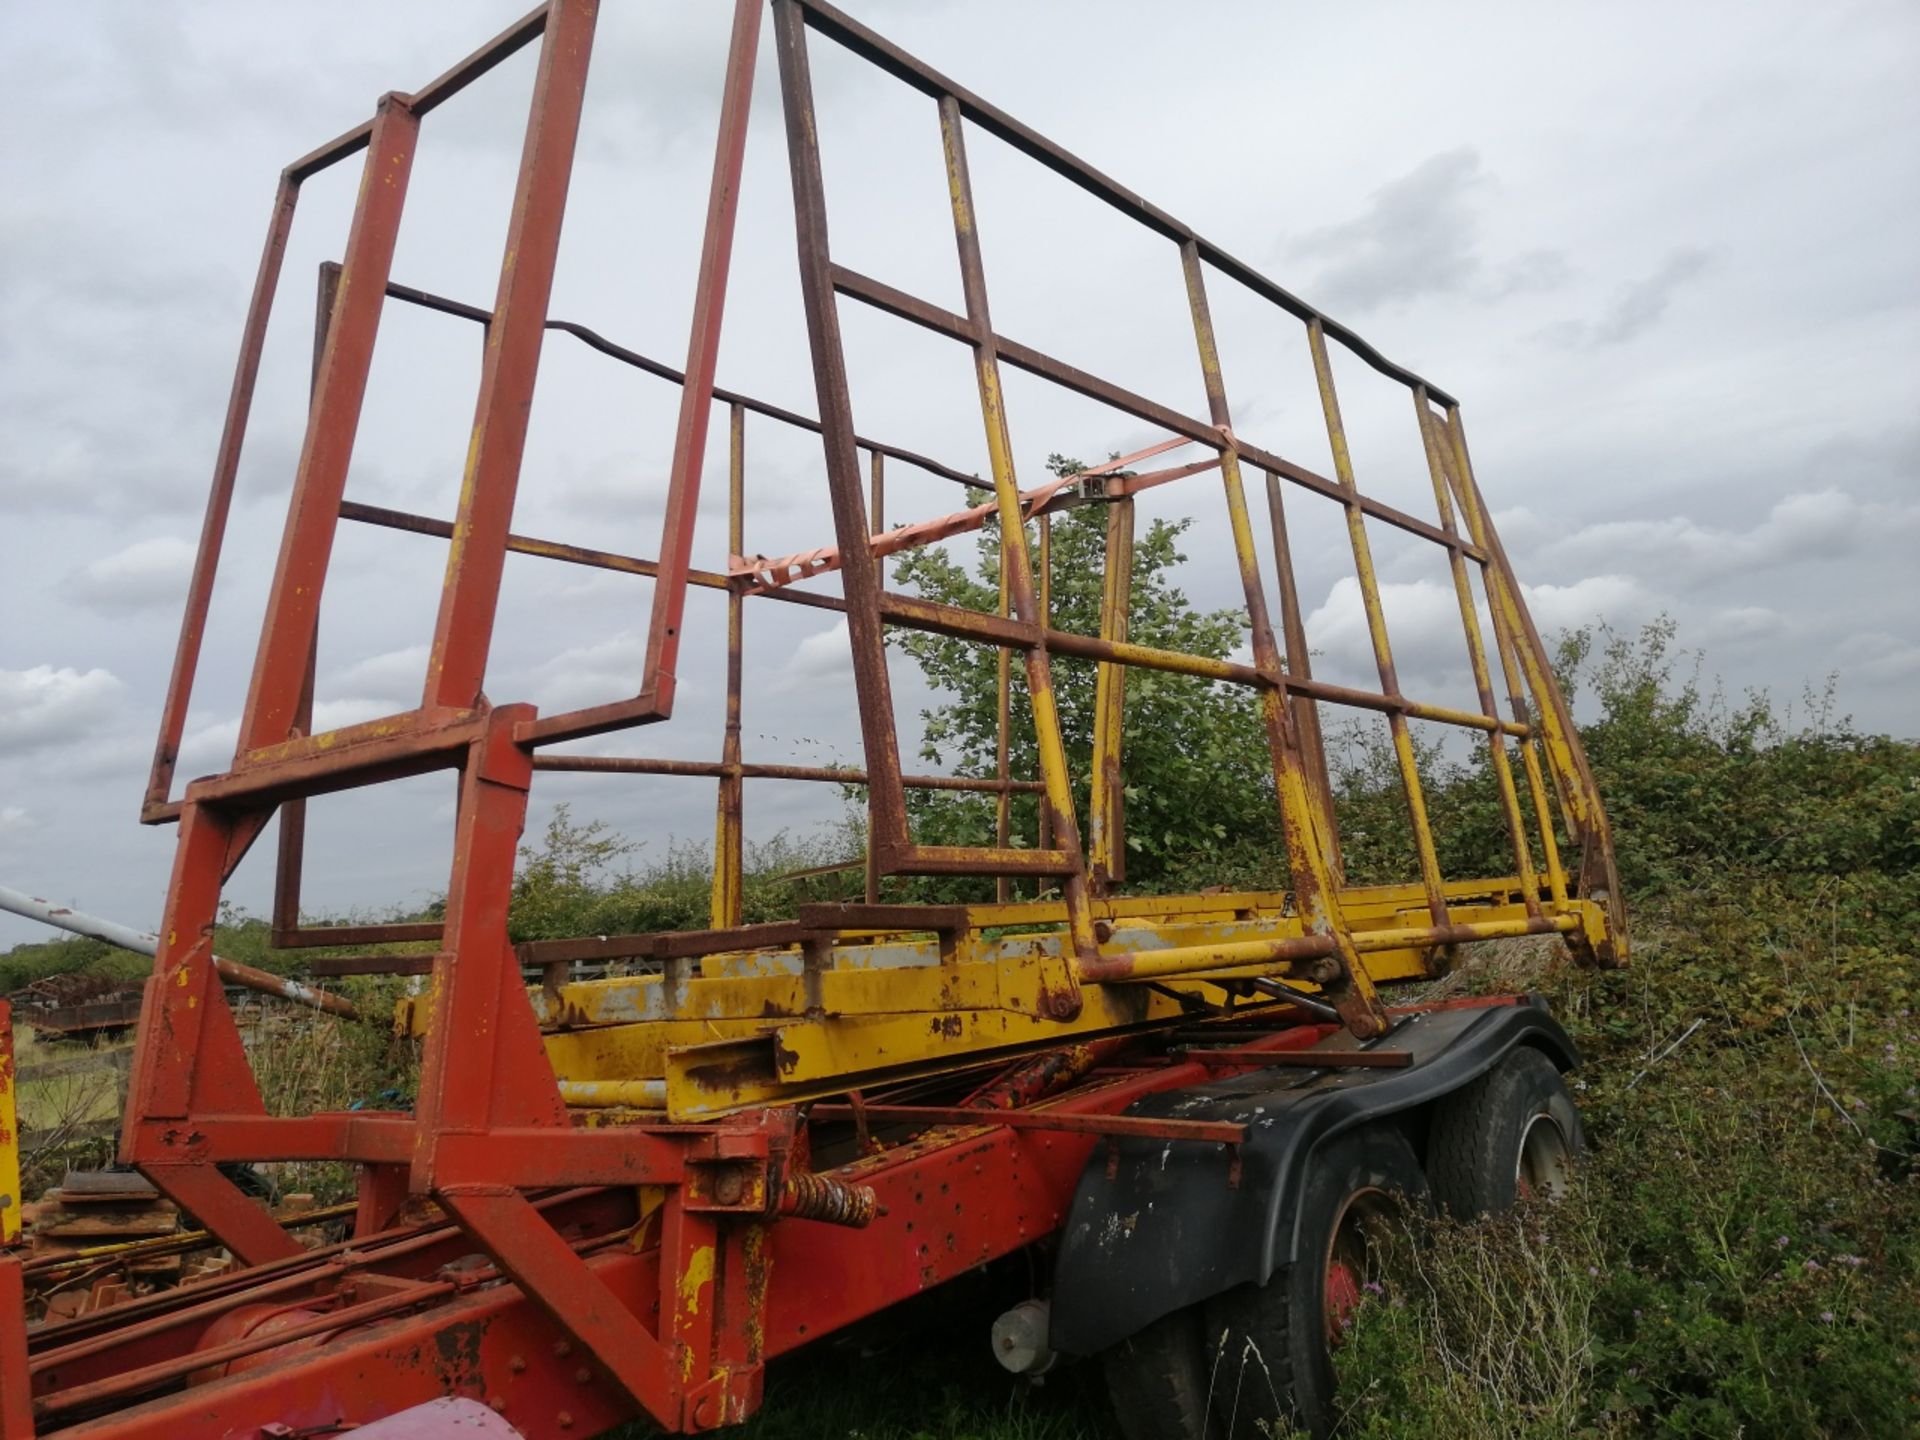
top-left (3, 1), bottom-right (1916, 947)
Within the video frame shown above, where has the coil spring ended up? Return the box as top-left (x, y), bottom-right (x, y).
top-left (778, 1171), bottom-right (878, 1228)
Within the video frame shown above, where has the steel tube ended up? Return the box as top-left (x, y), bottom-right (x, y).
top-left (0, 886), bottom-right (360, 1022)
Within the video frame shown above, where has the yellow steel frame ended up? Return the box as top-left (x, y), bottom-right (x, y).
top-left (1, 1001), bottom-right (19, 1246)
top-left (402, 879), bottom-right (1609, 1120)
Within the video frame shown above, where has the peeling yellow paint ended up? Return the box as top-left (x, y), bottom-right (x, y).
top-left (678, 1242), bottom-right (715, 1318)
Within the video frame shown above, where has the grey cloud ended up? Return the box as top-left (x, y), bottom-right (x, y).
top-left (1291, 148), bottom-right (1487, 313)
top-left (1487, 248), bottom-right (1575, 298)
top-left (0, 666), bottom-right (127, 757)
top-left (1540, 246), bottom-right (1715, 347)
top-left (1288, 149), bottom-right (1575, 316)
top-left (59, 537), bottom-right (194, 615)
top-left (1532, 488), bottom-right (1919, 583)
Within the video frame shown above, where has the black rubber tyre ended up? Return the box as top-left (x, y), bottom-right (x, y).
top-left (1102, 1304), bottom-right (1222, 1440)
top-left (1426, 1045), bottom-right (1585, 1218)
top-left (1203, 1125), bottom-right (1430, 1440)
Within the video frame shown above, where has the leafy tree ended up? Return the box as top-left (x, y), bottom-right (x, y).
top-left (889, 456), bottom-right (1282, 892)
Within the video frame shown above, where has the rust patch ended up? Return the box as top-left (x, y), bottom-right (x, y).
top-left (430, 1317), bottom-right (489, 1392)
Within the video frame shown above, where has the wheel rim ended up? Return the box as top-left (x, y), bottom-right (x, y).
top-left (1515, 1109), bottom-right (1573, 1201)
top-left (1322, 1185), bottom-right (1392, 1344)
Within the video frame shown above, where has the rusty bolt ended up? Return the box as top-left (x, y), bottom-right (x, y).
top-left (508, 1353), bottom-right (527, 1373)
top-left (713, 1167), bottom-right (746, 1205)
top-left (553, 1339), bottom-right (573, 1359)
top-left (557, 1413), bottom-right (574, 1432)
top-left (575, 1366), bottom-right (592, 1385)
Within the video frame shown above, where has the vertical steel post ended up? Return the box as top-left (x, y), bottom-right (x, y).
top-left (1088, 498), bottom-right (1134, 893)
top-left (771, 0), bottom-right (911, 868)
top-left (0, 1250), bottom-right (28, 1440)
top-left (1428, 410), bottom-right (1565, 904)
top-left (1262, 468), bottom-right (1342, 876)
top-left (1305, 319), bottom-right (1449, 926)
top-left (412, 706), bottom-right (565, 1160)
top-left (422, 0), bottom-right (600, 711)
top-left (272, 259), bottom-right (342, 944)
top-left (145, 175), bottom-right (300, 814)
top-left (0, 1000), bottom-right (18, 1248)
top-left (713, 402), bottom-right (747, 929)
top-left (1180, 244), bottom-right (1387, 1036)
top-left (994, 535), bottom-right (1013, 902)
top-left (937, 92), bottom-right (1091, 969)
top-left (1412, 391), bottom-right (1541, 917)
top-left (123, 805), bottom-right (305, 1265)
top-left (240, 97), bottom-right (418, 752)
top-left (1035, 513), bottom-right (1056, 858)
top-left (866, 447), bottom-right (885, 903)
top-left (638, 0), bottom-right (766, 714)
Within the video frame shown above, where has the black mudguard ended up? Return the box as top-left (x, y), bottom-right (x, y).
top-left (1048, 995), bottom-right (1579, 1356)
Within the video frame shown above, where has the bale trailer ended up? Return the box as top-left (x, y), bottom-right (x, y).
top-left (0, 2), bottom-right (1625, 1436)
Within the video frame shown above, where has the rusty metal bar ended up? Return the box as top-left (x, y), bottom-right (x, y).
top-left (868, 447), bottom-right (886, 903)
top-left (791, 0), bottom-right (1459, 406)
top-left (1306, 317), bottom-right (1449, 928)
top-left (533, 754), bottom-right (1042, 794)
top-left (995, 528), bottom-right (1012, 903)
top-left (238, 95), bottom-right (419, 755)
top-left (1177, 243), bottom-right (1388, 1037)
top-left (732, 464), bottom-right (1083, 594)
top-left (939, 89), bottom-right (1088, 985)
top-left (144, 175), bottom-right (300, 818)
top-left (384, 277), bottom-right (981, 489)
top-left (772, 0), bottom-right (912, 876)
top-left (1036, 510), bottom-right (1055, 858)
top-left (829, 263), bottom-right (1483, 561)
top-left (1413, 389), bottom-right (1542, 919)
top-left (807, 1103), bottom-right (1246, 1144)
top-left (423, 0), bottom-right (598, 712)
top-left (1088, 497), bottom-right (1134, 893)
top-left (270, 259), bottom-right (343, 947)
top-left (1441, 408), bottom-right (1617, 926)
top-left (1263, 468), bottom-right (1341, 875)
top-left (712, 401), bottom-right (747, 929)
top-left (281, 6), bottom-right (551, 183)
top-left (339, 497), bottom-right (1531, 744)
top-left (408, 3), bottom-right (552, 119)
top-left (0, 886), bottom-right (359, 1022)
top-left (640, 0), bottom-right (765, 720)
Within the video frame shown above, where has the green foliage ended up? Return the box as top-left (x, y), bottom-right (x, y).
top-left (1334, 866), bottom-right (1920, 1439)
top-left (890, 458), bottom-right (1277, 894)
top-left (508, 803), bottom-right (868, 941)
top-left (0, 935), bottom-right (147, 994)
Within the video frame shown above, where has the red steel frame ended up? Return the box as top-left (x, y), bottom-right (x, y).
top-left (12, 2), bottom-right (1626, 1434)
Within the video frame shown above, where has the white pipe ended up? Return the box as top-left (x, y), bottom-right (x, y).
top-left (0, 884), bottom-right (360, 1022)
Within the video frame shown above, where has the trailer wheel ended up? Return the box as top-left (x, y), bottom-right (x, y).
top-left (1204, 1125), bottom-right (1429, 1440)
top-left (1426, 1044), bottom-right (1584, 1217)
top-left (1101, 1304), bottom-right (1223, 1440)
